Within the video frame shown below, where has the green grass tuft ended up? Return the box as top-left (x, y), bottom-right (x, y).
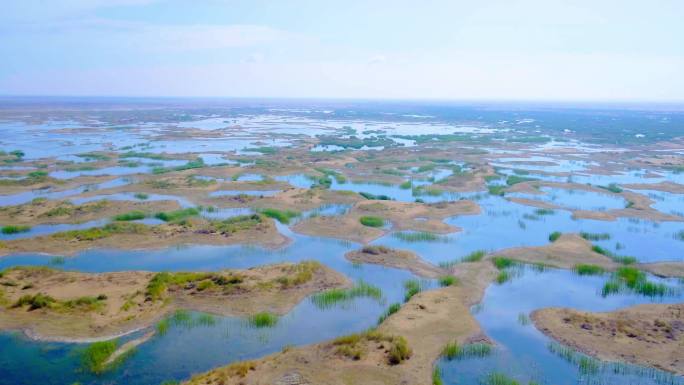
top-left (359, 216), bottom-right (384, 227)
top-left (112, 211), bottom-right (146, 221)
top-left (154, 208), bottom-right (200, 222)
top-left (573, 264), bottom-right (605, 275)
top-left (259, 208), bottom-right (300, 224)
top-left (1, 225), bottom-right (31, 234)
top-left (81, 340), bottom-right (118, 374)
top-left (248, 312), bottom-right (279, 328)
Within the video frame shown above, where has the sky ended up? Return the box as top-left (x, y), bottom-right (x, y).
top-left (1, 0), bottom-right (683, 101)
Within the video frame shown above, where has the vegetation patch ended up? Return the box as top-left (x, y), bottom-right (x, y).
top-left (548, 231), bottom-right (562, 242)
top-left (438, 275), bottom-right (458, 287)
top-left (332, 329), bottom-right (412, 365)
top-left (52, 222), bottom-right (148, 241)
top-left (359, 191), bottom-right (392, 200)
top-left (259, 208), bottom-right (299, 224)
top-left (598, 183), bottom-right (623, 193)
top-left (311, 281), bottom-right (382, 309)
top-left (1, 225), bottom-right (31, 234)
top-left (441, 342), bottom-right (492, 361)
top-left (580, 232), bottom-right (611, 241)
top-left (377, 302), bottom-right (401, 324)
top-left (359, 215), bottom-right (384, 227)
top-left (573, 264), bottom-right (605, 276)
top-left (112, 210), bottom-right (146, 221)
top-left (392, 231), bottom-right (446, 243)
top-left (248, 312), bottom-right (279, 328)
top-left (154, 208), bottom-right (200, 222)
top-left (82, 339), bottom-right (118, 374)
top-left (601, 267), bottom-right (672, 297)
top-left (403, 279), bottom-right (424, 302)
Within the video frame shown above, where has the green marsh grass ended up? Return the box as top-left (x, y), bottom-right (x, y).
top-left (1, 225), bottom-right (31, 234)
top-left (548, 231), bottom-right (561, 242)
top-left (517, 312), bottom-right (531, 325)
top-left (573, 264), bottom-right (605, 276)
top-left (377, 302), bottom-right (401, 324)
top-left (259, 208), bottom-right (300, 224)
top-left (438, 276), bottom-right (458, 287)
top-left (495, 270), bottom-right (511, 284)
top-left (248, 312), bottom-right (279, 328)
top-left (598, 183), bottom-right (623, 193)
top-left (441, 342), bottom-right (492, 361)
top-left (81, 339), bottom-right (118, 373)
top-left (112, 210), bottom-right (146, 221)
top-left (311, 281), bottom-right (382, 309)
top-left (399, 181), bottom-right (412, 189)
top-left (492, 257), bottom-right (516, 270)
top-left (432, 366), bottom-right (444, 385)
top-left (403, 279), bottom-right (424, 302)
top-left (580, 232), bottom-right (611, 241)
top-left (134, 193), bottom-right (149, 200)
top-left (392, 231), bottom-right (446, 243)
top-left (462, 250), bottom-right (486, 263)
top-left (488, 185), bottom-right (505, 196)
top-left (591, 244), bottom-right (636, 265)
top-left (601, 267), bottom-right (673, 297)
top-left (154, 208), bottom-right (200, 222)
top-left (359, 191), bottom-right (392, 200)
top-left (359, 216), bottom-right (384, 227)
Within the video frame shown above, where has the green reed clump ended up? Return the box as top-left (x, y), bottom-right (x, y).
top-left (154, 208), bottom-right (200, 222)
top-left (432, 366), bottom-right (444, 385)
top-left (311, 281), bottom-right (383, 309)
top-left (573, 264), bottom-right (605, 276)
top-left (392, 231), bottom-right (445, 243)
top-left (462, 250), bottom-right (486, 262)
top-left (113, 210), bottom-right (146, 221)
top-left (518, 312), bottom-right (531, 325)
top-left (134, 192), bottom-right (149, 200)
top-left (399, 181), bottom-right (412, 189)
top-left (1, 225), bottom-right (31, 234)
top-left (481, 373), bottom-right (523, 385)
top-left (438, 276), bottom-right (458, 287)
top-left (359, 216), bottom-right (384, 227)
top-left (359, 191), bottom-right (392, 200)
top-left (580, 232), bottom-right (611, 241)
top-left (495, 270), bottom-right (511, 284)
top-left (492, 257), bottom-right (516, 270)
top-left (488, 185), bottom-right (506, 196)
top-left (442, 342), bottom-right (492, 361)
top-left (506, 175), bottom-right (535, 186)
top-left (601, 267), bottom-right (672, 297)
top-left (49, 256), bottom-right (66, 265)
top-left (533, 208), bottom-right (555, 216)
top-left (81, 339), bottom-right (118, 373)
top-left (403, 279), bottom-right (423, 302)
top-left (548, 231), bottom-right (562, 242)
top-left (591, 244), bottom-right (636, 265)
top-left (598, 183), bottom-right (623, 193)
top-left (548, 342), bottom-right (600, 375)
top-left (438, 250), bottom-right (486, 269)
top-left (259, 208), bottom-right (300, 224)
top-left (248, 312), bottom-right (279, 328)
top-left (377, 302), bottom-right (402, 324)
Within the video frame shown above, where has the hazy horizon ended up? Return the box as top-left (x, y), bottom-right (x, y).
top-left (2, 1), bottom-right (683, 102)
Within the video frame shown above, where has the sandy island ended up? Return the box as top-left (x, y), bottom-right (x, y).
top-left (532, 303), bottom-right (684, 375)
